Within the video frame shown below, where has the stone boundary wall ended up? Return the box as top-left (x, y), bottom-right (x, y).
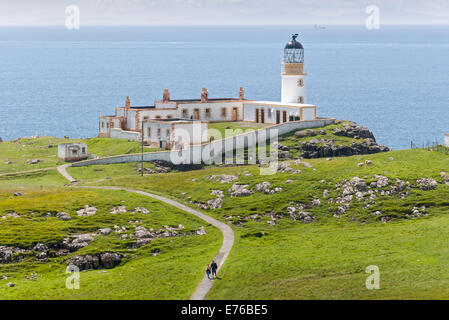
top-left (72, 118), bottom-right (335, 167)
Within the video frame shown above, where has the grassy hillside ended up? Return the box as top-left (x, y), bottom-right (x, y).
top-left (0, 188), bottom-right (220, 299)
top-left (71, 147), bottom-right (449, 299)
top-left (0, 137), bottom-right (160, 174)
top-left (2, 126), bottom-right (449, 299)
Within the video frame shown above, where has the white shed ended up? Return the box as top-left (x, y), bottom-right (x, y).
top-left (445, 133), bottom-right (449, 148)
top-left (58, 143), bottom-right (88, 162)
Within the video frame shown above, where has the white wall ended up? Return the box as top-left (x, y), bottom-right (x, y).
top-left (73, 118), bottom-right (335, 167)
top-left (243, 104), bottom-right (303, 124)
top-left (281, 74), bottom-right (306, 104)
top-left (178, 102), bottom-right (243, 121)
top-left (445, 134), bottom-right (449, 147)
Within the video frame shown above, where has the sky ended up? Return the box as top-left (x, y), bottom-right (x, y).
top-left (0, 0), bottom-right (448, 26)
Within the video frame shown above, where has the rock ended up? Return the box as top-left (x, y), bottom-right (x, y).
top-left (334, 204), bottom-right (350, 216)
top-left (285, 179), bottom-right (293, 184)
top-left (294, 130), bottom-right (308, 138)
top-left (358, 163), bottom-right (364, 167)
top-left (76, 205), bottom-right (97, 216)
top-left (99, 253), bottom-right (122, 269)
top-left (36, 252), bottom-right (48, 261)
top-left (0, 246), bottom-right (13, 264)
top-left (380, 216), bottom-right (392, 223)
top-left (196, 226), bottom-right (207, 235)
top-left (206, 174), bottom-right (238, 184)
top-left (133, 207), bottom-right (150, 214)
top-left (98, 228), bottom-right (112, 235)
top-left (135, 226), bottom-right (154, 239)
top-left (28, 159), bottom-right (41, 164)
top-left (4, 161), bottom-right (12, 165)
top-left (365, 160), bottom-right (373, 165)
top-left (416, 178), bottom-right (438, 190)
top-left (56, 212), bottom-right (71, 221)
top-left (13, 192), bottom-right (24, 197)
top-left (33, 243), bottom-right (48, 252)
top-left (323, 189), bottom-right (330, 198)
top-left (7, 282), bottom-right (15, 287)
top-left (371, 211), bottom-right (382, 216)
top-left (110, 206), bottom-right (127, 214)
top-left (67, 255), bottom-right (100, 270)
top-left (389, 157), bottom-right (394, 161)
top-left (228, 184), bottom-right (254, 197)
top-left (373, 175), bottom-right (389, 188)
top-left (312, 198), bottom-right (321, 207)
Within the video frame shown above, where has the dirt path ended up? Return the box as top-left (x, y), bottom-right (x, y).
top-left (57, 165), bottom-right (234, 300)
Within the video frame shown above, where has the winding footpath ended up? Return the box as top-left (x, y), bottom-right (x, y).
top-left (56, 164), bottom-right (234, 300)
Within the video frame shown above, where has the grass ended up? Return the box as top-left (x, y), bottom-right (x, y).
top-left (72, 147), bottom-right (449, 299)
top-left (0, 136), bottom-right (161, 174)
top-left (3, 126), bottom-right (449, 299)
top-left (0, 188), bottom-right (221, 299)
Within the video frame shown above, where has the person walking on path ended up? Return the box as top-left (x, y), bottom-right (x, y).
top-left (211, 260), bottom-right (218, 279)
top-left (206, 264), bottom-right (212, 280)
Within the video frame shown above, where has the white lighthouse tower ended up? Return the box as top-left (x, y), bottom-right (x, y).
top-left (281, 34), bottom-right (306, 104)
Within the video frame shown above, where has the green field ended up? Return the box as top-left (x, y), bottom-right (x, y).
top-left (0, 188), bottom-right (220, 299)
top-left (0, 137), bottom-right (160, 175)
top-left (1, 128), bottom-right (449, 299)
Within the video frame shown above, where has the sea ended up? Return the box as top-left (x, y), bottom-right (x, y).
top-left (0, 25), bottom-right (447, 150)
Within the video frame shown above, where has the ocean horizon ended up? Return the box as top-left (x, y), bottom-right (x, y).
top-left (0, 25), bottom-right (448, 149)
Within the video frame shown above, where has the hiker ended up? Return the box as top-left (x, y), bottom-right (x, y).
top-left (211, 260), bottom-right (218, 279)
top-left (206, 264), bottom-right (211, 280)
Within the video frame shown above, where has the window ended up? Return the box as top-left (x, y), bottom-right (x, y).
top-left (143, 116), bottom-right (149, 120)
top-left (268, 108), bottom-right (272, 118)
top-left (101, 122), bottom-right (105, 128)
top-left (166, 129), bottom-right (171, 141)
top-left (106, 123), bottom-right (109, 129)
top-left (148, 127), bottom-right (151, 138)
top-left (283, 111), bottom-right (287, 123)
top-left (221, 108), bottom-right (227, 118)
top-left (205, 108), bottom-right (211, 118)
top-left (167, 115), bottom-right (173, 119)
top-left (82, 147), bottom-right (86, 153)
top-left (182, 109), bottom-right (188, 118)
top-left (297, 96), bottom-right (304, 104)
top-left (157, 128), bottom-right (161, 137)
top-left (297, 79), bottom-right (304, 87)
top-left (72, 149), bottom-right (77, 155)
top-left (155, 115), bottom-right (162, 119)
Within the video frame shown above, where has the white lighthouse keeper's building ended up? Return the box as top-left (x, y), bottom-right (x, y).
top-left (281, 34), bottom-right (306, 104)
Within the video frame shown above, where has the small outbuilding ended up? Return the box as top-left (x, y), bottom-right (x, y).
top-left (445, 133), bottom-right (449, 148)
top-left (58, 143), bottom-right (88, 162)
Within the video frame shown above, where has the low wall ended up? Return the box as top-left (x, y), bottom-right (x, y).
top-left (110, 128), bottom-right (140, 141)
top-left (72, 118), bottom-right (335, 167)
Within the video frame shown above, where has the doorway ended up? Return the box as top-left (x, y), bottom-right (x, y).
top-left (260, 108), bottom-right (265, 123)
top-left (193, 108), bottom-right (200, 120)
top-left (255, 108), bottom-right (259, 123)
top-left (283, 111), bottom-right (287, 123)
top-left (276, 110), bottom-right (280, 124)
top-left (232, 107), bottom-right (238, 121)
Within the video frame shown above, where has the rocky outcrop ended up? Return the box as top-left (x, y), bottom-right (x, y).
top-left (67, 252), bottom-right (122, 271)
top-left (283, 121), bottom-right (390, 159)
top-left (332, 123), bottom-right (375, 139)
top-left (300, 139), bottom-right (390, 159)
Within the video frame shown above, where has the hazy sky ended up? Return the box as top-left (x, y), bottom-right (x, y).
top-left (0, 0), bottom-right (448, 26)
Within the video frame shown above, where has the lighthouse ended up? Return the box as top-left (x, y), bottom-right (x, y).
top-left (281, 34), bottom-right (306, 104)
